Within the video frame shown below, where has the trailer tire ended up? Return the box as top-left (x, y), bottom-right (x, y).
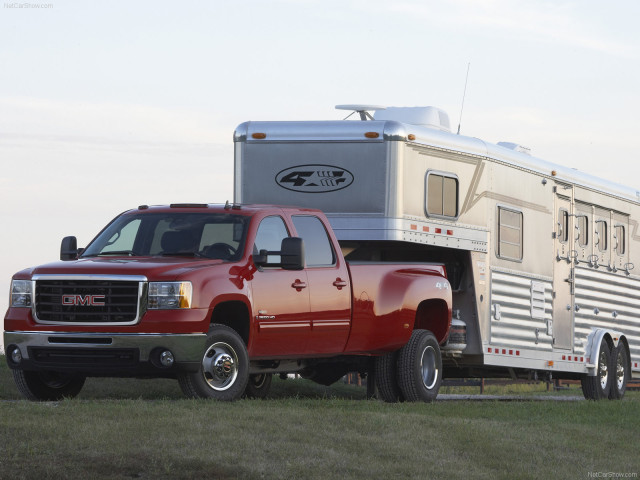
top-left (609, 343), bottom-right (629, 400)
top-left (243, 373), bottom-right (272, 399)
top-left (397, 329), bottom-right (442, 402)
top-left (581, 338), bottom-right (612, 400)
top-left (374, 351), bottom-right (404, 403)
top-left (178, 324), bottom-right (249, 401)
top-left (13, 370), bottom-right (85, 401)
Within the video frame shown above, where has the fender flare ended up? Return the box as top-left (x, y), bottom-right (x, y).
top-left (584, 328), bottom-right (626, 377)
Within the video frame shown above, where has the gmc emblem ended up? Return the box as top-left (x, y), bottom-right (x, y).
top-left (62, 294), bottom-right (106, 307)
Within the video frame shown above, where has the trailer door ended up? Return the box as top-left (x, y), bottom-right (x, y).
top-left (552, 190), bottom-right (574, 350)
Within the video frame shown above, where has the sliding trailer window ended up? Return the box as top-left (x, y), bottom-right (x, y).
top-left (425, 171), bottom-right (459, 219)
top-left (497, 206), bottom-right (523, 261)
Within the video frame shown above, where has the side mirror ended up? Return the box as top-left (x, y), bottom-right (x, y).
top-left (280, 237), bottom-right (305, 270)
top-left (60, 236), bottom-right (79, 261)
top-left (253, 237), bottom-right (305, 271)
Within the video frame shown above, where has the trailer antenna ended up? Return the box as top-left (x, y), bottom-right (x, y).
top-left (456, 63), bottom-right (471, 135)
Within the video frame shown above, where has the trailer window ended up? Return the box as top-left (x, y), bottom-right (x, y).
top-left (497, 207), bottom-right (522, 261)
top-left (614, 225), bottom-right (626, 256)
top-left (576, 215), bottom-right (588, 247)
top-left (558, 209), bottom-right (569, 243)
top-left (292, 215), bottom-right (336, 267)
top-left (595, 220), bottom-right (607, 252)
top-left (426, 172), bottom-right (458, 218)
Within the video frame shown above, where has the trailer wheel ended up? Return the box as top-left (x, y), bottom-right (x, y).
top-left (13, 370), bottom-right (85, 401)
top-left (178, 324), bottom-right (249, 401)
top-left (581, 338), bottom-right (612, 400)
top-left (243, 373), bottom-right (272, 399)
top-left (609, 343), bottom-right (629, 400)
top-left (374, 351), bottom-right (404, 403)
top-left (397, 329), bottom-right (442, 402)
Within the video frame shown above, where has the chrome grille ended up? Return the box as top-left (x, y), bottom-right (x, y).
top-left (34, 276), bottom-right (144, 325)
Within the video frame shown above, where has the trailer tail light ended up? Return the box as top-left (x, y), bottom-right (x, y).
top-left (252, 133), bottom-right (267, 139)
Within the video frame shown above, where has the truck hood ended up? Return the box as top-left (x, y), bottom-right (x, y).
top-left (20, 256), bottom-right (226, 281)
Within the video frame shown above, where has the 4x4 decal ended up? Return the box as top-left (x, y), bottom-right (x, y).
top-left (275, 164), bottom-right (354, 193)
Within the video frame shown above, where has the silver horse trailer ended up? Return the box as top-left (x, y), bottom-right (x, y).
top-left (234, 105), bottom-right (639, 400)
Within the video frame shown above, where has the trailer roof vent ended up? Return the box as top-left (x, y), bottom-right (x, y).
top-left (374, 106), bottom-right (451, 132)
top-left (497, 142), bottom-right (531, 155)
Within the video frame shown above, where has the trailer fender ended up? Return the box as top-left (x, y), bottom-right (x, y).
top-left (584, 328), bottom-right (625, 376)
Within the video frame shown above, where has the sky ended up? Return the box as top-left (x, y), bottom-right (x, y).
top-left (2, 0), bottom-right (640, 351)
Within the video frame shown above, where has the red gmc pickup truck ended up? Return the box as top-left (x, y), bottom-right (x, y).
top-left (4, 204), bottom-right (452, 402)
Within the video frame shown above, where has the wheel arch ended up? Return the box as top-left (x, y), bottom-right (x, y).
top-left (210, 300), bottom-right (251, 346)
top-left (414, 298), bottom-right (451, 345)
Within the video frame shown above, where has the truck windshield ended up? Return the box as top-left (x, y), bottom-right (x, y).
top-left (81, 213), bottom-right (249, 261)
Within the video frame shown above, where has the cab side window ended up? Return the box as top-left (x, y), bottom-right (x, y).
top-left (292, 215), bottom-right (336, 267)
top-left (254, 216), bottom-right (289, 263)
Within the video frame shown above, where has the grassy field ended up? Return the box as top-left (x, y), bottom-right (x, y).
top-left (1, 357), bottom-right (639, 480)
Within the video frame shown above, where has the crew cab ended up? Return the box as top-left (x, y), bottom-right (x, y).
top-left (4, 203), bottom-right (451, 401)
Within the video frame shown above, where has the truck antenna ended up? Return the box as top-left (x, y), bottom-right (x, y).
top-left (456, 63), bottom-right (471, 135)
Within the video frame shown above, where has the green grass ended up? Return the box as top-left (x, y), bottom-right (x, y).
top-left (1, 357), bottom-right (639, 480)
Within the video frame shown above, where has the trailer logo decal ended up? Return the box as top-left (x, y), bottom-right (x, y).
top-left (275, 165), bottom-right (354, 193)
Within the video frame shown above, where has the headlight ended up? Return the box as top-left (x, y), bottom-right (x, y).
top-left (148, 282), bottom-right (192, 309)
top-left (10, 280), bottom-right (33, 308)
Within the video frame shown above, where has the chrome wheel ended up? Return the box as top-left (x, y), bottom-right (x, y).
top-left (202, 341), bottom-right (239, 391)
top-left (598, 349), bottom-right (609, 390)
top-left (420, 345), bottom-right (439, 390)
top-left (615, 351), bottom-right (625, 392)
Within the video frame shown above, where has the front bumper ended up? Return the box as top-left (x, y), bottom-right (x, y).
top-left (4, 331), bottom-right (207, 377)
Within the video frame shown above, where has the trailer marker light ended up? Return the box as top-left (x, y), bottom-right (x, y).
top-left (410, 224), bottom-right (417, 230)
top-left (562, 355), bottom-right (566, 360)
top-left (447, 230), bottom-right (453, 235)
top-left (435, 228), bottom-right (442, 234)
top-left (547, 361), bottom-right (554, 367)
top-left (252, 133), bottom-right (267, 139)
top-left (423, 226), bottom-right (429, 232)
top-left (408, 134), bottom-right (416, 141)
top-left (364, 132), bottom-right (379, 138)
top-left (488, 348), bottom-right (492, 353)
top-left (502, 349), bottom-right (506, 354)
top-left (516, 351), bottom-right (520, 356)
top-left (509, 350), bottom-right (513, 355)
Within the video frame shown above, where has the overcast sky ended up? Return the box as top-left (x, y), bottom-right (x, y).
top-left (2, 0), bottom-right (640, 351)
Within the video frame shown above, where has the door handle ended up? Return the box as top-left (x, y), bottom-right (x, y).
top-left (291, 280), bottom-right (307, 291)
top-left (332, 278), bottom-right (348, 289)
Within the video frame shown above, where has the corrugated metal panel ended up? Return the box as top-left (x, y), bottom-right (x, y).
top-left (574, 268), bottom-right (640, 365)
top-left (490, 270), bottom-right (553, 350)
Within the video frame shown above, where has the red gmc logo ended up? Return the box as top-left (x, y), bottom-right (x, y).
top-left (62, 295), bottom-right (106, 306)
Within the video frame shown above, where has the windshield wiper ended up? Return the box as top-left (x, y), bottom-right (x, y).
top-left (92, 250), bottom-right (139, 257)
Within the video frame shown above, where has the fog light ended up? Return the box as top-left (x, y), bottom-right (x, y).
top-left (159, 350), bottom-right (174, 367)
top-left (10, 347), bottom-right (22, 365)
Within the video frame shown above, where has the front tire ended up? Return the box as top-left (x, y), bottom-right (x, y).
top-left (13, 370), bottom-right (85, 401)
top-left (178, 324), bottom-right (249, 401)
top-left (397, 329), bottom-right (442, 402)
top-left (581, 338), bottom-right (612, 400)
top-left (609, 343), bottom-right (629, 400)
